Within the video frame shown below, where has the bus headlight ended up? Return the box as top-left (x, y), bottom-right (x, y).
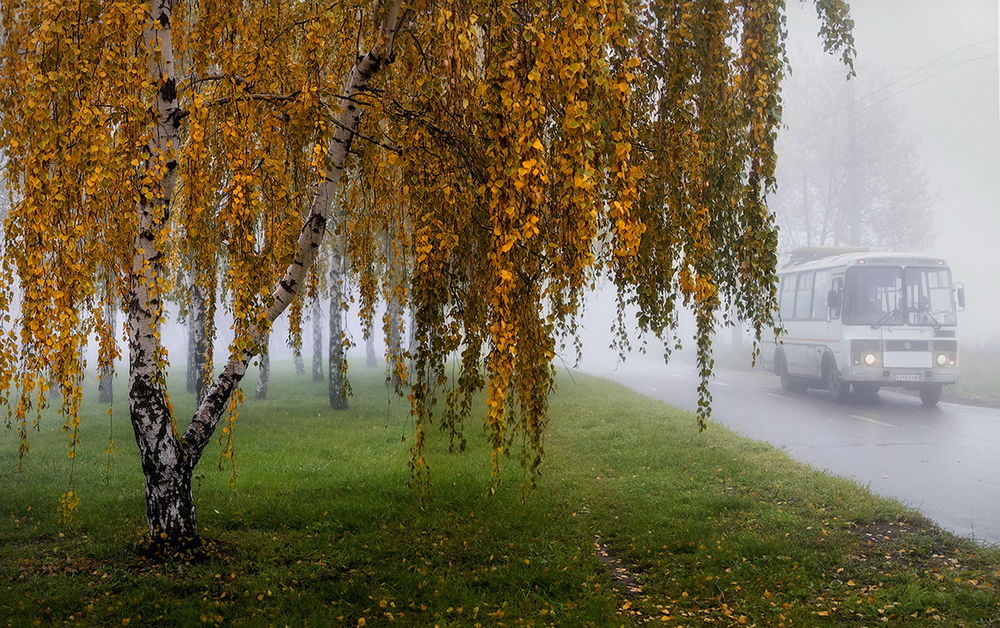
top-left (852, 340), bottom-right (882, 367)
top-left (936, 353), bottom-right (947, 366)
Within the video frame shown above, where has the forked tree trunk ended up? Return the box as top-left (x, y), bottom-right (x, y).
top-left (365, 333), bottom-right (376, 368)
top-left (254, 336), bottom-right (270, 400)
top-left (328, 243), bottom-right (348, 409)
top-left (126, 0), bottom-right (402, 548)
top-left (98, 302), bottom-right (116, 404)
top-left (311, 296), bottom-right (323, 381)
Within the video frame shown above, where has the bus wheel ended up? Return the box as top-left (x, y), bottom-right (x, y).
top-left (854, 383), bottom-right (881, 401)
top-left (823, 356), bottom-right (850, 402)
top-left (919, 383), bottom-right (942, 407)
top-left (777, 351), bottom-right (806, 393)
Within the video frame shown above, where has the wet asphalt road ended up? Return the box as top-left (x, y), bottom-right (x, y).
top-left (585, 360), bottom-right (1000, 546)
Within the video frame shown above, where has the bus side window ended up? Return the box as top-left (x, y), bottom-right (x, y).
top-left (829, 276), bottom-right (843, 320)
top-left (811, 270), bottom-right (831, 319)
top-left (779, 274), bottom-right (797, 320)
top-left (794, 271), bottom-right (814, 320)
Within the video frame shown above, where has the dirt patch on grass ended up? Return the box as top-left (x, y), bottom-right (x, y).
top-left (594, 535), bottom-right (645, 599)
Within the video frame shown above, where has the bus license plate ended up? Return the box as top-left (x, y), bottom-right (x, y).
top-left (894, 374), bottom-right (921, 382)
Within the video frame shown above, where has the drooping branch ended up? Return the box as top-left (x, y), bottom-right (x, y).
top-left (182, 0), bottom-right (405, 462)
top-left (203, 91), bottom-right (302, 108)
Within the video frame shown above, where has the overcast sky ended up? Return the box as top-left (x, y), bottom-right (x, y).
top-left (784, 0), bottom-right (1000, 341)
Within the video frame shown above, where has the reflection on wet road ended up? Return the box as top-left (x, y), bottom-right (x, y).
top-left (586, 360), bottom-right (1000, 546)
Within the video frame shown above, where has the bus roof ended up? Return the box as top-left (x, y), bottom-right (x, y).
top-left (780, 251), bottom-right (949, 273)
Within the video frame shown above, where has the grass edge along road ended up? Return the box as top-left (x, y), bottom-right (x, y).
top-left (2, 365), bottom-right (999, 626)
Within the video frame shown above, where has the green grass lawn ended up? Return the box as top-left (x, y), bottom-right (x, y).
top-left (2, 363), bottom-right (998, 626)
top-left (945, 343), bottom-right (1000, 406)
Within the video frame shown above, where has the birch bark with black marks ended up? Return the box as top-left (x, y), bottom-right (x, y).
top-left (328, 238), bottom-right (348, 410)
top-left (124, 0), bottom-right (403, 548)
top-left (311, 295), bottom-right (323, 381)
top-left (185, 282), bottom-right (208, 402)
top-left (99, 301), bottom-right (116, 404)
top-left (127, 0), bottom-right (197, 545)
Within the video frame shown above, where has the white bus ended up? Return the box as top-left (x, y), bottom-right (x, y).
top-left (762, 248), bottom-right (965, 407)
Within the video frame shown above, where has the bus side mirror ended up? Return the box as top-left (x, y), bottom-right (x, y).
top-left (955, 282), bottom-right (966, 311)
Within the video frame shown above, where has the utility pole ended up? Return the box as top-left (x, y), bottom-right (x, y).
top-left (846, 80), bottom-right (861, 246)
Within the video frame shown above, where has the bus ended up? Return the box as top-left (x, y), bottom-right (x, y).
top-left (762, 247), bottom-right (965, 407)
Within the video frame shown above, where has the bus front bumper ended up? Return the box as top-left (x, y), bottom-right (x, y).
top-left (844, 366), bottom-right (959, 386)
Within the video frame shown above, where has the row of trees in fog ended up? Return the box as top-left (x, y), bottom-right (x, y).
top-left (771, 63), bottom-right (934, 253)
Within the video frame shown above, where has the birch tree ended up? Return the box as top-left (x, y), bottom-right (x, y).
top-left (0, 0), bottom-right (854, 549)
top-left (328, 236), bottom-right (350, 410)
top-left (310, 296), bottom-right (324, 382)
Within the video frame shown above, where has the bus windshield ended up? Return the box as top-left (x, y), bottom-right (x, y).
top-left (846, 266), bottom-right (903, 326)
top-left (905, 267), bottom-right (957, 326)
top-left (845, 266), bottom-right (956, 327)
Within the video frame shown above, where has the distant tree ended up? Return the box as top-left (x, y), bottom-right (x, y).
top-left (0, 0), bottom-right (854, 549)
top-left (327, 235), bottom-right (349, 410)
top-left (772, 63), bottom-right (933, 252)
top-left (254, 333), bottom-right (270, 401)
top-left (364, 333), bottom-right (377, 369)
top-left (310, 293), bottom-right (324, 382)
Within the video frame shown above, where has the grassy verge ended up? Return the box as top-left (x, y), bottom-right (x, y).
top-left (944, 343), bottom-right (1000, 406)
top-left (2, 364), bottom-right (998, 626)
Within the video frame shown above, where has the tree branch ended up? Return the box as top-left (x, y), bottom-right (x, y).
top-left (203, 91), bottom-right (302, 107)
top-left (182, 0), bottom-right (406, 462)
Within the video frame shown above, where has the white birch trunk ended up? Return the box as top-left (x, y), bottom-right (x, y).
top-left (254, 335), bottom-right (270, 400)
top-left (185, 282), bottom-right (208, 402)
top-left (293, 345), bottom-right (305, 375)
top-left (365, 333), bottom-right (377, 368)
top-left (312, 295), bottom-right (324, 381)
top-left (127, 0), bottom-right (196, 545)
top-left (328, 240), bottom-right (348, 409)
top-left (99, 301), bottom-right (116, 404)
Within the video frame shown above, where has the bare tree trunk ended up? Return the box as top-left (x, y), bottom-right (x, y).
top-left (186, 310), bottom-right (197, 394)
top-left (385, 239), bottom-right (406, 389)
top-left (329, 242), bottom-right (348, 409)
top-left (293, 346), bottom-right (305, 375)
top-left (255, 336), bottom-right (270, 400)
top-left (407, 305), bottom-right (417, 382)
top-left (311, 296), bottom-right (323, 381)
top-left (186, 283), bottom-right (209, 402)
top-left (99, 301), bottom-right (115, 404)
top-left (365, 333), bottom-right (377, 368)
top-left (387, 297), bottom-right (404, 388)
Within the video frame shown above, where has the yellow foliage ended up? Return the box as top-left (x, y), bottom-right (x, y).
top-left (0, 0), bottom-right (855, 487)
